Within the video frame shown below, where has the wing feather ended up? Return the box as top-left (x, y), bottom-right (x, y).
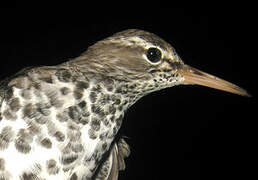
top-left (95, 138), bottom-right (130, 180)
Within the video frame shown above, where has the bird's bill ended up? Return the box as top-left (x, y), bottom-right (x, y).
top-left (177, 65), bottom-right (251, 97)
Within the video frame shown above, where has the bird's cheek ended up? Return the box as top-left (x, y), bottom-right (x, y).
top-left (158, 60), bottom-right (175, 71)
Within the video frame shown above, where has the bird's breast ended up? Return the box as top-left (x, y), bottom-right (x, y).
top-left (0, 67), bottom-right (131, 179)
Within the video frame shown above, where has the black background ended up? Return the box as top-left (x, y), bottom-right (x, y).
top-left (0, 6), bottom-right (256, 180)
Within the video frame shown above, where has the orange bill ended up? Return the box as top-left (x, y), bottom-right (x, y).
top-left (177, 65), bottom-right (251, 97)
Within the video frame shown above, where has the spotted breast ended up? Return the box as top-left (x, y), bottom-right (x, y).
top-left (1, 29), bottom-right (249, 180)
top-left (0, 65), bottom-right (130, 179)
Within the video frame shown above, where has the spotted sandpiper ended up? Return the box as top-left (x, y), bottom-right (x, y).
top-left (0, 29), bottom-right (249, 180)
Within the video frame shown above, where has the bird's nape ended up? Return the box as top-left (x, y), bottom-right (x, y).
top-left (177, 64), bottom-right (251, 97)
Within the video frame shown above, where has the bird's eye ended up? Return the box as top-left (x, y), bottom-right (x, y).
top-left (146, 47), bottom-right (162, 63)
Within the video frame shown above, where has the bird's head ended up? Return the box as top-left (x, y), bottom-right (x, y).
top-left (70, 29), bottom-right (250, 97)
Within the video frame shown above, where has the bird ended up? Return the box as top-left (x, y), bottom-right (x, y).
top-left (0, 29), bottom-right (250, 180)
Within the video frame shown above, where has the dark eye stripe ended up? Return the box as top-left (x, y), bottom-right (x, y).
top-left (164, 60), bottom-right (183, 69)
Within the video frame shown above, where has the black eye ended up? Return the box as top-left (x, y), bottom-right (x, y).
top-left (146, 48), bottom-right (162, 63)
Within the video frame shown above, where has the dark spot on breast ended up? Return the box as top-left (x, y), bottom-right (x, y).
top-left (110, 115), bottom-right (115, 123)
top-left (115, 87), bottom-right (122, 94)
top-left (91, 85), bottom-right (102, 93)
top-left (90, 117), bottom-right (101, 131)
top-left (91, 104), bottom-right (101, 114)
top-left (47, 159), bottom-right (56, 168)
top-left (68, 123), bottom-right (79, 131)
top-left (112, 127), bottom-right (118, 138)
top-left (80, 116), bottom-right (89, 125)
top-left (0, 126), bottom-right (14, 150)
top-left (108, 106), bottom-right (116, 114)
top-left (5, 88), bottom-right (13, 101)
top-left (46, 90), bottom-right (63, 108)
top-left (23, 105), bottom-right (40, 121)
top-left (71, 144), bottom-right (83, 153)
top-left (68, 106), bottom-right (80, 121)
top-left (70, 173), bottom-right (78, 180)
top-left (73, 89), bottom-right (83, 100)
top-left (88, 128), bottom-right (97, 139)
top-left (54, 131), bottom-right (65, 142)
top-left (102, 118), bottom-right (110, 126)
top-left (62, 143), bottom-right (72, 154)
top-left (102, 142), bottom-right (107, 151)
top-left (20, 89), bottom-right (31, 100)
top-left (23, 103), bottom-right (38, 119)
top-left (0, 158), bottom-right (5, 171)
top-left (116, 114), bottom-right (123, 127)
top-left (129, 83), bottom-right (137, 89)
top-left (60, 87), bottom-right (71, 95)
top-left (76, 81), bottom-right (89, 90)
top-left (56, 111), bottom-right (69, 122)
top-left (122, 100), bottom-right (128, 106)
top-left (114, 98), bottom-right (121, 105)
top-left (78, 101), bottom-right (87, 109)
top-left (99, 132), bottom-right (108, 141)
top-left (3, 109), bottom-right (17, 120)
top-left (107, 86), bottom-right (113, 92)
top-left (116, 86), bottom-right (128, 94)
top-left (56, 69), bottom-right (72, 82)
top-left (27, 122), bottom-right (41, 135)
top-left (99, 94), bottom-right (110, 105)
top-left (98, 110), bottom-right (105, 118)
top-left (40, 138), bottom-right (52, 149)
top-left (46, 119), bottom-right (57, 138)
top-left (46, 159), bottom-right (59, 175)
top-left (9, 98), bottom-right (21, 112)
top-left (33, 82), bottom-right (41, 90)
top-left (89, 91), bottom-right (97, 103)
top-left (17, 129), bottom-right (33, 143)
top-left (118, 105), bottom-right (123, 111)
top-left (15, 138), bottom-right (31, 154)
top-left (36, 103), bottom-right (51, 116)
top-left (61, 154), bottom-right (78, 165)
top-left (20, 172), bottom-right (39, 180)
top-left (82, 111), bottom-right (90, 117)
top-left (91, 104), bottom-right (105, 118)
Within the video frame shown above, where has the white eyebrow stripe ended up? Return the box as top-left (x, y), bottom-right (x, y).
top-left (109, 36), bottom-right (175, 63)
top-left (110, 36), bottom-right (156, 49)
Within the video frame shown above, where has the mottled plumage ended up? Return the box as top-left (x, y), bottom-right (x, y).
top-left (0, 29), bottom-right (249, 180)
